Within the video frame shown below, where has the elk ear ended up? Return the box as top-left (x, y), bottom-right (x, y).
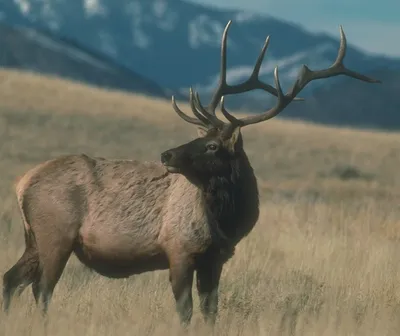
top-left (197, 127), bottom-right (208, 138)
top-left (225, 126), bottom-right (242, 152)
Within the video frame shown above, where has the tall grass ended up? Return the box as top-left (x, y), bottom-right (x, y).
top-left (1, 69), bottom-right (400, 335)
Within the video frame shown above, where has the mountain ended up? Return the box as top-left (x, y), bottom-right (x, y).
top-left (1, 0), bottom-right (399, 129)
top-left (0, 23), bottom-right (169, 98)
top-left (280, 68), bottom-right (400, 130)
top-left (2, 1), bottom-right (399, 92)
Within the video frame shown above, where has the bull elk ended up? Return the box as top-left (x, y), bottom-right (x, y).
top-left (3, 21), bottom-right (380, 326)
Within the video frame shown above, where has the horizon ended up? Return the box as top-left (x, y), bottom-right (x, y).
top-left (189, 0), bottom-right (400, 58)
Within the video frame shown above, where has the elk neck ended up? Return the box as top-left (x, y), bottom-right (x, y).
top-left (201, 151), bottom-right (260, 247)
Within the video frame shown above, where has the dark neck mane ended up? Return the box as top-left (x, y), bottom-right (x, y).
top-left (201, 152), bottom-right (259, 246)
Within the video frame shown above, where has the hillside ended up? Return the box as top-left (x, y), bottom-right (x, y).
top-left (2, 0), bottom-right (399, 101)
top-left (2, 0), bottom-right (400, 130)
top-left (1, 68), bottom-right (400, 193)
top-left (0, 23), bottom-right (169, 97)
top-left (281, 68), bottom-right (400, 130)
top-left (2, 71), bottom-right (400, 335)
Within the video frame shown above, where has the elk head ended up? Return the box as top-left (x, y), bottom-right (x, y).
top-left (160, 21), bottom-right (381, 180)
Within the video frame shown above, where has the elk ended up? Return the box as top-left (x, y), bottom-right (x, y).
top-left (3, 20), bottom-right (380, 326)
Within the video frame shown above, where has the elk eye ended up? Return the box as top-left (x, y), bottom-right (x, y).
top-left (206, 143), bottom-right (218, 151)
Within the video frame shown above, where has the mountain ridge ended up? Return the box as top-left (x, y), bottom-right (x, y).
top-left (0, 21), bottom-right (171, 97)
top-left (2, 0), bottom-right (399, 92)
top-left (1, 0), bottom-right (399, 129)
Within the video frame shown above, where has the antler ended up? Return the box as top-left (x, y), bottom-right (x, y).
top-left (171, 21), bottom-right (381, 129)
top-left (171, 20), bottom-right (300, 128)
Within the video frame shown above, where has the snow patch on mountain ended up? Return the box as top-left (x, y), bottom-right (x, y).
top-left (153, 1), bottom-right (179, 32)
top-left (189, 15), bottom-right (229, 49)
top-left (21, 27), bottom-right (114, 71)
top-left (98, 30), bottom-right (118, 57)
top-left (152, 0), bottom-right (167, 18)
top-left (84, 0), bottom-right (107, 17)
top-left (14, 0), bottom-right (30, 15)
top-left (234, 10), bottom-right (264, 23)
top-left (126, 2), bottom-right (151, 49)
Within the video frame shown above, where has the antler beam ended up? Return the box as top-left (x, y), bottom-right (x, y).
top-left (171, 21), bottom-right (381, 129)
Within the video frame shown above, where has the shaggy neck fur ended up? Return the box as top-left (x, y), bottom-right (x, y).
top-left (201, 151), bottom-right (259, 247)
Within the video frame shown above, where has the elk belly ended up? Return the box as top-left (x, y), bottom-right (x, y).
top-left (73, 227), bottom-right (169, 278)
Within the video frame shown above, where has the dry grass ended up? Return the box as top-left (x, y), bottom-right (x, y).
top-left (1, 69), bottom-right (400, 335)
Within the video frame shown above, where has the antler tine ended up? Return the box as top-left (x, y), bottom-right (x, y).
top-left (333, 26), bottom-right (381, 82)
top-left (193, 91), bottom-right (218, 120)
top-left (208, 19), bottom-right (231, 115)
top-left (194, 20), bottom-right (304, 123)
top-left (287, 25), bottom-right (381, 98)
top-left (171, 87), bottom-right (224, 128)
top-left (236, 25), bottom-right (381, 127)
top-left (220, 96), bottom-right (240, 124)
top-left (170, 21), bottom-right (234, 128)
top-left (188, 87), bottom-right (215, 126)
top-left (195, 20), bottom-right (232, 118)
top-left (192, 90), bottom-right (225, 127)
top-left (171, 95), bottom-right (204, 126)
top-left (224, 67), bottom-right (286, 126)
top-left (172, 88), bottom-right (216, 127)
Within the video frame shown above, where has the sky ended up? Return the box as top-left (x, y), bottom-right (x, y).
top-left (190, 0), bottom-right (400, 57)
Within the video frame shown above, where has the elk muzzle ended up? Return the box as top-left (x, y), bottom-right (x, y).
top-left (161, 149), bottom-right (182, 173)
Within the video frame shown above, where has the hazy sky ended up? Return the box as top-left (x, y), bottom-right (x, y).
top-left (190, 0), bottom-right (400, 57)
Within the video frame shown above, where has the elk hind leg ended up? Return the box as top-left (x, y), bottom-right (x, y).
top-left (3, 243), bottom-right (39, 312)
top-left (32, 236), bottom-right (75, 315)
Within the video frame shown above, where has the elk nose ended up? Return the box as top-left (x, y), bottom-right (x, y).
top-left (161, 151), bottom-right (173, 164)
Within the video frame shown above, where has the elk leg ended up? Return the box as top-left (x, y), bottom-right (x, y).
top-left (32, 238), bottom-right (74, 315)
top-left (32, 280), bottom-right (40, 304)
top-left (196, 258), bottom-right (223, 325)
top-left (3, 246), bottom-right (39, 312)
top-left (169, 258), bottom-right (195, 327)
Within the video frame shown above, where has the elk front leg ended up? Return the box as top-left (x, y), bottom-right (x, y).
top-left (169, 257), bottom-right (195, 327)
top-left (196, 257), bottom-right (223, 325)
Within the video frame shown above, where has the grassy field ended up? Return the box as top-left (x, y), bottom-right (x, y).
top-left (1, 70), bottom-right (400, 335)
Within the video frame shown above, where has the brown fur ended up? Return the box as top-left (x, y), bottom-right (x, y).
top-left (3, 135), bottom-right (259, 326)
